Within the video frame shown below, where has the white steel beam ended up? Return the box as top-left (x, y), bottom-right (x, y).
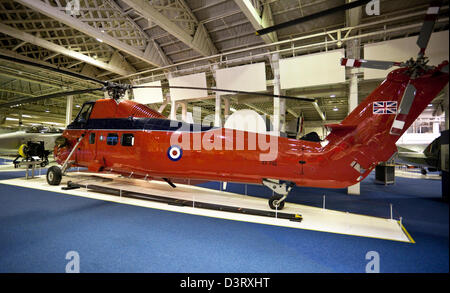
top-left (233, 0), bottom-right (277, 44)
top-left (121, 0), bottom-right (217, 56)
top-left (0, 23), bottom-right (132, 76)
top-left (105, 0), bottom-right (172, 67)
top-left (15, 0), bottom-right (168, 68)
top-left (312, 101), bottom-right (326, 121)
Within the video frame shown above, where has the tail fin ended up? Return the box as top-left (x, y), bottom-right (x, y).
top-left (325, 62), bottom-right (448, 177)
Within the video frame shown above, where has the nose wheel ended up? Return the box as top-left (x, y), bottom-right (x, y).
top-left (46, 134), bottom-right (85, 186)
top-left (47, 166), bottom-right (62, 186)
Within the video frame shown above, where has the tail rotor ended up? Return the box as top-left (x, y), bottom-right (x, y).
top-left (340, 1), bottom-right (445, 136)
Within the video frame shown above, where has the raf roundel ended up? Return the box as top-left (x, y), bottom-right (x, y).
top-left (167, 145), bottom-right (183, 161)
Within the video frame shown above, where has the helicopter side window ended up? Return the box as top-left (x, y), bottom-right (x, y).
top-left (89, 133), bottom-right (96, 144)
top-left (75, 103), bottom-right (94, 124)
top-left (106, 133), bottom-right (118, 146)
top-left (121, 133), bottom-right (134, 147)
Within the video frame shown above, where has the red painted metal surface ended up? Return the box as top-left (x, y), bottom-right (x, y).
top-left (55, 62), bottom-right (449, 189)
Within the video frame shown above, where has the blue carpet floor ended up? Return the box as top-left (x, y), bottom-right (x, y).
top-left (0, 159), bottom-right (13, 166)
top-left (0, 170), bottom-right (448, 273)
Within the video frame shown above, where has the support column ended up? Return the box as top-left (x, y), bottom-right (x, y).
top-left (170, 100), bottom-right (177, 120)
top-left (224, 97), bottom-right (230, 121)
top-left (347, 71), bottom-right (360, 195)
top-left (212, 64), bottom-right (222, 127)
top-left (180, 101), bottom-right (187, 122)
top-left (346, 2), bottom-right (362, 195)
top-left (214, 93), bottom-right (222, 127)
top-left (272, 53), bottom-right (285, 134)
top-left (65, 95), bottom-right (73, 126)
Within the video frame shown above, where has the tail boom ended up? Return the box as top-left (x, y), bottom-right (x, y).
top-left (305, 61), bottom-right (449, 188)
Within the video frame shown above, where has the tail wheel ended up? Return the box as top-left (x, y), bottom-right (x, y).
top-left (47, 166), bottom-right (62, 186)
top-left (269, 195), bottom-right (285, 210)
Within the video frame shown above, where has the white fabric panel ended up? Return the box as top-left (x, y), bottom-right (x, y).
top-left (279, 49), bottom-right (345, 89)
top-left (132, 80), bottom-right (163, 104)
top-left (215, 63), bottom-right (267, 95)
top-left (364, 30), bottom-right (449, 80)
top-left (168, 72), bottom-right (208, 101)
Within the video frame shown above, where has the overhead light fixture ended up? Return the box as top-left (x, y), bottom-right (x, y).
top-left (96, 38), bottom-right (103, 43)
top-left (230, 107), bottom-right (237, 112)
top-left (45, 109), bottom-right (50, 113)
top-left (330, 94), bottom-right (336, 98)
top-left (22, 114), bottom-right (32, 118)
top-left (75, 104), bottom-right (81, 108)
top-left (428, 104), bottom-right (433, 107)
top-left (6, 117), bottom-right (19, 121)
top-left (333, 107), bottom-right (339, 111)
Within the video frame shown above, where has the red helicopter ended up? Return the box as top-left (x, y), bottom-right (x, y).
top-left (0, 1), bottom-right (447, 210)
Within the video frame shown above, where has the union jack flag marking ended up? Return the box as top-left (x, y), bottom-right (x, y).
top-left (373, 101), bottom-right (397, 114)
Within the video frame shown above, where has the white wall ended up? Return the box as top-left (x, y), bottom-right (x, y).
top-left (215, 62), bottom-right (267, 94)
top-left (364, 30), bottom-right (449, 80)
top-left (279, 49), bottom-right (346, 89)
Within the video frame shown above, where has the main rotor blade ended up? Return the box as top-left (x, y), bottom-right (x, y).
top-left (390, 82), bottom-right (417, 136)
top-left (416, 1), bottom-right (442, 56)
top-left (0, 54), bottom-right (107, 86)
top-left (341, 58), bottom-right (403, 70)
top-left (256, 0), bottom-right (371, 36)
top-left (132, 85), bottom-right (316, 102)
top-left (0, 88), bottom-right (104, 108)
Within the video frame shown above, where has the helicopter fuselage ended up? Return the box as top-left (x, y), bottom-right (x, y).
top-left (54, 63), bottom-right (449, 189)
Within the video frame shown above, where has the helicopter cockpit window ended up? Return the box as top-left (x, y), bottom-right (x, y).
top-left (75, 103), bottom-right (94, 124)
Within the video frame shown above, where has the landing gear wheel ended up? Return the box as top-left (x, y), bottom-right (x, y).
top-left (47, 166), bottom-right (62, 186)
top-left (269, 195), bottom-right (285, 210)
top-left (421, 168), bottom-right (427, 175)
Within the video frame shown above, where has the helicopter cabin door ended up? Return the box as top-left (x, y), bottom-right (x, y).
top-left (72, 102), bottom-right (97, 165)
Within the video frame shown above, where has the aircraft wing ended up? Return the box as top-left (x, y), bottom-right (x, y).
top-left (396, 152), bottom-right (428, 168)
top-left (396, 144), bottom-right (428, 154)
top-left (0, 131), bottom-right (60, 155)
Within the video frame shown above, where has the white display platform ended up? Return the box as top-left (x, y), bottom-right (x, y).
top-left (0, 171), bottom-right (414, 243)
top-left (395, 169), bottom-right (441, 180)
